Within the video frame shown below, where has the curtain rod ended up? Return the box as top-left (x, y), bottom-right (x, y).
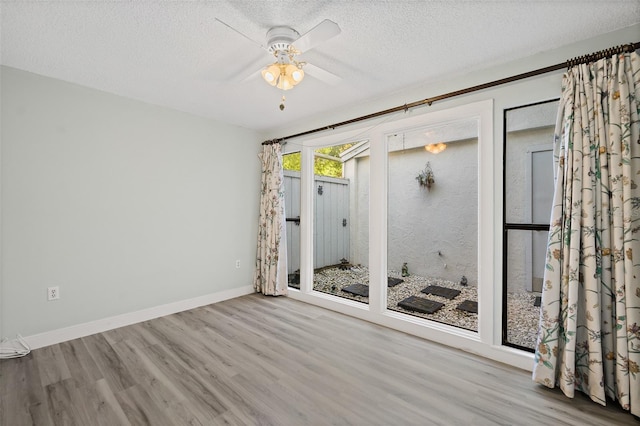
top-left (261, 41), bottom-right (639, 146)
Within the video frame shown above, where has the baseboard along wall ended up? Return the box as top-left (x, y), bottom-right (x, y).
top-left (22, 285), bottom-right (254, 349)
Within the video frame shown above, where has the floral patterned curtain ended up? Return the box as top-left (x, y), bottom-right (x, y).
top-left (533, 51), bottom-right (640, 417)
top-left (254, 142), bottom-right (288, 296)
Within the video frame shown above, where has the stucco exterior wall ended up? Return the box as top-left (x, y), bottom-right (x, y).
top-left (348, 137), bottom-right (479, 285)
top-left (387, 139), bottom-right (478, 284)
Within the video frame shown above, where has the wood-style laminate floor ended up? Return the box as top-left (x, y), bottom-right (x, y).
top-left (0, 294), bottom-right (635, 425)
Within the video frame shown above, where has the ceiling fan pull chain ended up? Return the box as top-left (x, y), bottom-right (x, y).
top-left (280, 95), bottom-right (286, 111)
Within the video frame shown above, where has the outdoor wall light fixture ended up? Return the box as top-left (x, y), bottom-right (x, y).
top-left (424, 142), bottom-right (447, 154)
top-left (416, 162), bottom-right (435, 189)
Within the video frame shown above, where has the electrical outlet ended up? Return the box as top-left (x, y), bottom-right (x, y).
top-left (47, 286), bottom-right (60, 301)
top-left (235, 260), bottom-right (241, 269)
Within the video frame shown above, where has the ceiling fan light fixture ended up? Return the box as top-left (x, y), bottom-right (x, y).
top-left (288, 64), bottom-right (304, 83)
top-left (276, 76), bottom-right (294, 91)
top-left (217, 18), bottom-right (341, 109)
top-left (262, 61), bottom-right (305, 91)
top-left (261, 63), bottom-right (280, 85)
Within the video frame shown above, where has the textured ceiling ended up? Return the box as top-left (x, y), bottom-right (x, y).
top-left (1, 1), bottom-right (639, 132)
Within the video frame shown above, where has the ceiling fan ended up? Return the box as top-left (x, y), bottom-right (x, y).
top-left (214, 18), bottom-right (342, 109)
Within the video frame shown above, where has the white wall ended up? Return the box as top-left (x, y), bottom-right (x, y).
top-left (0, 66), bottom-right (261, 340)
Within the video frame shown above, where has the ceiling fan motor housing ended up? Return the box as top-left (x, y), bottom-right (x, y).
top-left (266, 26), bottom-right (300, 53)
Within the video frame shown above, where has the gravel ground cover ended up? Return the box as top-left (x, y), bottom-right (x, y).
top-left (310, 265), bottom-right (540, 349)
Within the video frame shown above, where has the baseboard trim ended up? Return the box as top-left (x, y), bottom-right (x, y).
top-left (24, 285), bottom-right (254, 349)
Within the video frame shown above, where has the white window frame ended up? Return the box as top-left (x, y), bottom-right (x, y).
top-left (286, 99), bottom-right (533, 370)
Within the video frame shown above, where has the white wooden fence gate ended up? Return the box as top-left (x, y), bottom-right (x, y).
top-left (283, 170), bottom-right (350, 274)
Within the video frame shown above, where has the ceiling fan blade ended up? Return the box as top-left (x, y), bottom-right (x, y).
top-left (240, 70), bottom-right (262, 83)
top-left (236, 66), bottom-right (263, 83)
top-left (203, 54), bottom-right (263, 82)
top-left (292, 19), bottom-right (341, 53)
top-left (304, 63), bottom-right (342, 85)
top-left (213, 18), bottom-right (266, 51)
top-left (206, 18), bottom-right (271, 81)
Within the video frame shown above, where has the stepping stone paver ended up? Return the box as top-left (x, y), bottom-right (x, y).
top-left (456, 300), bottom-right (478, 314)
top-left (387, 277), bottom-right (404, 287)
top-left (398, 296), bottom-right (444, 314)
top-left (421, 285), bottom-right (461, 300)
top-left (342, 283), bottom-right (369, 297)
